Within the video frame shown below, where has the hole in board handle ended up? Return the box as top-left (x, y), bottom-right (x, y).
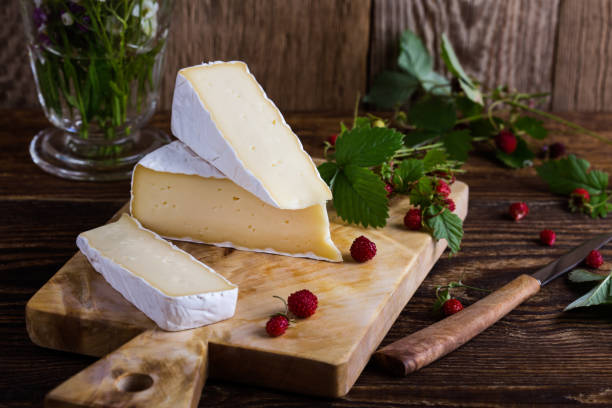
top-left (115, 373), bottom-right (154, 392)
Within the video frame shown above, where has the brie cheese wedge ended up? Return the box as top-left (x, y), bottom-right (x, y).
top-left (171, 61), bottom-right (331, 210)
top-left (77, 213), bottom-right (238, 331)
top-left (130, 141), bottom-right (342, 262)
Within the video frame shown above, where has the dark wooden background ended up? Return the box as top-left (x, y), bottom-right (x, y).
top-left (3, 0), bottom-right (612, 112)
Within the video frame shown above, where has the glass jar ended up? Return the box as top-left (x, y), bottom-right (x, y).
top-left (20, 0), bottom-right (173, 181)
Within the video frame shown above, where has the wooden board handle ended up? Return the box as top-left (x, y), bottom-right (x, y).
top-left (45, 329), bottom-right (208, 408)
top-left (373, 274), bottom-right (541, 376)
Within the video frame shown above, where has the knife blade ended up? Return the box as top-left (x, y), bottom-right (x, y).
top-left (374, 232), bottom-right (612, 376)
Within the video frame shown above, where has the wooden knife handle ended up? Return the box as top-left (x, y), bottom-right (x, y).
top-left (374, 274), bottom-right (541, 376)
top-left (44, 329), bottom-right (208, 408)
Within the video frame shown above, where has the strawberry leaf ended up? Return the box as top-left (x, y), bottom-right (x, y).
top-left (442, 129), bottom-right (472, 162)
top-left (363, 71), bottom-right (419, 109)
top-left (565, 271), bottom-right (612, 311)
top-left (536, 155), bottom-right (609, 196)
top-left (335, 126), bottom-right (404, 168)
top-left (425, 206), bottom-right (463, 254)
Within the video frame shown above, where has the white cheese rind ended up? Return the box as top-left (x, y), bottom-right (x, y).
top-left (76, 215), bottom-right (238, 331)
top-left (171, 61), bottom-right (331, 210)
top-left (130, 142), bottom-right (342, 262)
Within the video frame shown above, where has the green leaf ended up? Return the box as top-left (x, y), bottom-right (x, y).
top-left (514, 116), bottom-right (547, 140)
top-left (440, 34), bottom-right (482, 104)
top-left (353, 116), bottom-right (372, 129)
top-left (470, 117), bottom-right (502, 138)
top-left (425, 206), bottom-right (463, 254)
top-left (404, 129), bottom-right (438, 148)
top-left (568, 269), bottom-right (607, 283)
top-left (589, 192), bottom-right (612, 218)
top-left (335, 127), bottom-right (404, 168)
top-left (409, 176), bottom-right (434, 208)
top-left (442, 129), bottom-right (472, 162)
top-left (433, 289), bottom-right (451, 312)
top-left (456, 96), bottom-right (482, 118)
top-left (496, 136), bottom-right (535, 169)
top-left (363, 71), bottom-right (419, 109)
top-left (420, 70), bottom-right (451, 95)
top-left (564, 272), bottom-right (612, 311)
top-left (332, 165), bottom-right (389, 228)
top-left (398, 30), bottom-right (433, 79)
top-left (408, 96), bottom-right (456, 132)
top-left (317, 162), bottom-right (338, 185)
top-left (423, 149), bottom-right (448, 171)
top-left (536, 155), bottom-right (609, 196)
top-left (393, 159), bottom-right (425, 192)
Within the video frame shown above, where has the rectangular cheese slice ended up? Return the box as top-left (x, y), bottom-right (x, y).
top-left (171, 61), bottom-right (331, 210)
top-left (77, 214), bottom-right (238, 331)
top-left (130, 141), bottom-right (342, 262)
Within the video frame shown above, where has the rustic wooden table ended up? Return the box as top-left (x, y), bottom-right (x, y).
top-left (2, 109), bottom-right (611, 407)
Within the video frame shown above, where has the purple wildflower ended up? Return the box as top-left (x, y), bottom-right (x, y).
top-left (38, 32), bottom-right (51, 47)
top-left (33, 7), bottom-right (47, 28)
top-left (67, 2), bottom-right (85, 14)
top-left (77, 15), bottom-right (91, 32)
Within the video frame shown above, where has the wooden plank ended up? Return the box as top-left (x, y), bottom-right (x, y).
top-left (27, 183), bottom-right (468, 403)
top-left (552, 0), bottom-right (612, 112)
top-left (1, 1), bottom-right (371, 112)
top-left (369, 0), bottom-right (560, 106)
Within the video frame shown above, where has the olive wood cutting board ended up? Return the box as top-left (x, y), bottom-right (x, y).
top-left (27, 182), bottom-right (468, 407)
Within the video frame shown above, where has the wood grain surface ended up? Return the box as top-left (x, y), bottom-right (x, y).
top-left (552, 0), bottom-right (612, 112)
top-left (4, 0), bottom-right (612, 112)
top-left (374, 274), bottom-right (541, 376)
top-left (369, 0), bottom-right (560, 107)
top-left (29, 182), bottom-right (468, 404)
top-left (2, 109), bottom-right (612, 407)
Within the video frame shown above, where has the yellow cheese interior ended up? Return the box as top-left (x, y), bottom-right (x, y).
top-left (131, 166), bottom-right (342, 261)
top-left (81, 214), bottom-right (234, 297)
top-left (180, 62), bottom-right (332, 209)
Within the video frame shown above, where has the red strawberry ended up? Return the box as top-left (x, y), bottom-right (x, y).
top-left (436, 180), bottom-right (451, 198)
top-left (403, 208), bottom-right (422, 230)
top-left (445, 198), bottom-right (456, 212)
top-left (495, 130), bottom-right (517, 154)
top-left (442, 298), bottom-right (463, 316)
top-left (509, 202), bottom-right (529, 221)
top-left (570, 188), bottom-right (590, 212)
top-left (385, 183), bottom-right (394, 197)
top-left (540, 229), bottom-right (556, 246)
top-left (585, 250), bottom-right (604, 269)
top-left (350, 235), bottom-right (377, 263)
top-left (266, 315), bottom-right (289, 337)
top-left (288, 289), bottom-right (318, 318)
top-left (327, 133), bottom-right (338, 146)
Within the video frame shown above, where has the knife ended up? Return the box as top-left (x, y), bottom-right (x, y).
top-left (374, 232), bottom-right (612, 376)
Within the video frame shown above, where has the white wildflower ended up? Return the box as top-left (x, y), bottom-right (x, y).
top-left (61, 12), bottom-right (74, 26)
top-left (133, 0), bottom-right (159, 38)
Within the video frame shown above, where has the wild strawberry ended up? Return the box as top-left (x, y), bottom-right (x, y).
top-left (350, 235), bottom-right (377, 263)
top-left (403, 208), bottom-right (422, 230)
top-left (570, 188), bottom-right (590, 213)
top-left (509, 202), bottom-right (529, 221)
top-left (495, 130), bottom-right (517, 154)
top-left (436, 180), bottom-right (451, 198)
top-left (433, 171), bottom-right (456, 184)
top-left (327, 133), bottom-right (338, 146)
top-left (288, 289), bottom-right (318, 318)
top-left (445, 198), bottom-right (456, 212)
top-left (585, 250), bottom-right (604, 269)
top-left (540, 229), bottom-right (556, 246)
top-left (385, 183), bottom-right (394, 197)
top-left (266, 315), bottom-right (289, 337)
top-left (442, 298), bottom-right (463, 316)
top-left (549, 142), bottom-right (566, 159)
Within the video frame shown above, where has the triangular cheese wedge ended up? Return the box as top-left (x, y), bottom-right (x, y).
top-left (130, 142), bottom-right (342, 262)
top-left (77, 214), bottom-right (238, 331)
top-left (171, 61), bottom-right (331, 210)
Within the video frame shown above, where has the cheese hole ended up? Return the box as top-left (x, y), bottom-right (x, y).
top-left (284, 220), bottom-right (290, 224)
top-left (217, 188), bottom-right (223, 192)
top-left (250, 146), bottom-right (256, 151)
top-left (232, 196), bottom-right (240, 201)
top-left (162, 201), bottom-right (167, 205)
top-left (272, 120), bottom-right (276, 125)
